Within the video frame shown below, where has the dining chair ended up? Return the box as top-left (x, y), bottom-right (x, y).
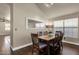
top-left (31, 33), bottom-right (47, 55)
top-left (38, 31), bottom-right (42, 36)
top-left (50, 34), bottom-right (61, 54)
top-left (58, 33), bottom-right (64, 54)
top-left (38, 31), bottom-right (46, 44)
top-left (55, 31), bottom-right (64, 51)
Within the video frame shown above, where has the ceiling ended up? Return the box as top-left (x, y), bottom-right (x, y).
top-left (36, 3), bottom-right (79, 19)
top-left (0, 3), bottom-right (79, 21)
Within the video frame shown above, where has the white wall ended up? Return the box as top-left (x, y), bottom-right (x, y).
top-left (11, 3), bottom-right (50, 48)
top-left (0, 22), bottom-right (5, 35)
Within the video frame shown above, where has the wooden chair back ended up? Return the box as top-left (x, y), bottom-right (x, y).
top-left (44, 31), bottom-right (48, 35)
top-left (31, 33), bottom-right (39, 45)
top-left (55, 31), bottom-right (64, 41)
top-left (38, 32), bottom-right (42, 36)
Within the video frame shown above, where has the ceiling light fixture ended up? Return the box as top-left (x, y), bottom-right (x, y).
top-left (50, 3), bottom-right (54, 5)
top-left (44, 3), bottom-right (54, 7)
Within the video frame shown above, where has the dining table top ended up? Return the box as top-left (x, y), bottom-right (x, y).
top-left (38, 34), bottom-right (55, 41)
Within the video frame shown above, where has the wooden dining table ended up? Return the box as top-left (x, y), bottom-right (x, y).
top-left (38, 34), bottom-right (55, 55)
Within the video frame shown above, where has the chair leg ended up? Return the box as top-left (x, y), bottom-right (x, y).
top-left (32, 47), bottom-right (34, 55)
top-left (59, 42), bottom-right (63, 54)
top-left (61, 43), bottom-right (63, 51)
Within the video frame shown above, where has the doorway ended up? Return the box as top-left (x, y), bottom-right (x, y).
top-left (0, 3), bottom-right (11, 55)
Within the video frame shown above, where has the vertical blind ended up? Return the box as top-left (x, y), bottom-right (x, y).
top-left (53, 18), bottom-right (78, 38)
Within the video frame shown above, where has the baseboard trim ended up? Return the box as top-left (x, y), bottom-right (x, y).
top-left (12, 43), bottom-right (32, 51)
top-left (63, 40), bottom-right (79, 46)
top-left (12, 41), bottom-right (79, 51)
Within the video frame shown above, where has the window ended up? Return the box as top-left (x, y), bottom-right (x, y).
top-left (53, 18), bottom-right (78, 38)
top-left (35, 23), bottom-right (45, 28)
top-left (64, 18), bottom-right (78, 38)
top-left (5, 23), bottom-right (10, 30)
top-left (27, 19), bottom-right (45, 29)
top-left (54, 20), bottom-right (64, 34)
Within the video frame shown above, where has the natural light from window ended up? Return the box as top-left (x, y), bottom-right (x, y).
top-left (5, 23), bottom-right (10, 31)
top-left (35, 23), bottom-right (45, 28)
top-left (53, 18), bottom-right (78, 38)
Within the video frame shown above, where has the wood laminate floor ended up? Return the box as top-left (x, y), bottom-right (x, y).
top-left (0, 35), bottom-right (79, 55)
top-left (0, 35), bottom-right (10, 55)
top-left (14, 43), bottom-right (79, 55)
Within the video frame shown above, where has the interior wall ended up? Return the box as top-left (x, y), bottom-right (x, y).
top-left (0, 22), bottom-right (5, 35)
top-left (11, 3), bottom-right (49, 48)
